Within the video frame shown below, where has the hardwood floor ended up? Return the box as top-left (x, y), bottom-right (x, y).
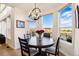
top-left (0, 44), bottom-right (21, 56)
top-left (0, 44), bottom-right (64, 56)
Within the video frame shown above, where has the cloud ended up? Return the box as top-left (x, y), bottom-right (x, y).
top-left (61, 11), bottom-right (72, 19)
top-left (61, 11), bottom-right (72, 16)
top-left (60, 9), bottom-right (72, 28)
top-left (60, 16), bottom-right (72, 27)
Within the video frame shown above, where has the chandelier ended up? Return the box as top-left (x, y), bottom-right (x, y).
top-left (28, 3), bottom-right (42, 20)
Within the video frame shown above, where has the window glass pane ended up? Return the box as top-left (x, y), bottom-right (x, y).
top-left (43, 14), bottom-right (53, 28)
top-left (59, 5), bottom-right (72, 43)
top-left (60, 5), bottom-right (72, 28)
top-left (29, 21), bottom-right (36, 28)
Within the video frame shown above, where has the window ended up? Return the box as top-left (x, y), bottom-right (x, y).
top-left (59, 5), bottom-right (72, 43)
top-left (42, 14), bottom-right (53, 36)
top-left (60, 5), bottom-right (72, 28)
top-left (29, 21), bottom-right (36, 36)
top-left (43, 14), bottom-right (53, 28)
top-left (29, 21), bottom-right (36, 28)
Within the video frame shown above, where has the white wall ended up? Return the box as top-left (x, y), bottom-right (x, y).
top-left (60, 40), bottom-right (73, 56)
top-left (73, 4), bottom-right (79, 56)
top-left (74, 29), bottom-right (79, 55)
top-left (0, 6), bottom-right (12, 21)
top-left (53, 12), bottom-right (60, 41)
top-left (13, 7), bottom-right (27, 49)
top-left (6, 16), bottom-right (12, 46)
top-left (6, 7), bottom-right (15, 49)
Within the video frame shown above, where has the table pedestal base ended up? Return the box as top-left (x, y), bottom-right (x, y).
top-left (34, 51), bottom-right (47, 56)
top-left (34, 48), bottom-right (47, 56)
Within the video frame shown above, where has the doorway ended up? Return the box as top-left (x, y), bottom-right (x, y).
top-left (0, 16), bottom-right (11, 45)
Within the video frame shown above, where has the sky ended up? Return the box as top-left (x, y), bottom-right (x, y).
top-left (29, 21), bottom-right (36, 28)
top-left (60, 5), bottom-right (72, 28)
top-left (43, 14), bottom-right (53, 28)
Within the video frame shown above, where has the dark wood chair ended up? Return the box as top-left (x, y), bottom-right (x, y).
top-left (42, 33), bottom-right (50, 51)
top-left (43, 33), bottom-right (50, 38)
top-left (18, 37), bottom-right (37, 56)
top-left (44, 37), bottom-right (60, 56)
top-left (24, 34), bottom-right (38, 50)
top-left (24, 34), bottom-right (31, 39)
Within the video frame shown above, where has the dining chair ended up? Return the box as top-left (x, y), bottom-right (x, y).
top-left (44, 37), bottom-right (60, 56)
top-left (24, 34), bottom-right (37, 50)
top-left (18, 37), bottom-right (38, 56)
top-left (24, 34), bottom-right (31, 39)
top-left (42, 33), bottom-right (50, 51)
top-left (43, 33), bottom-right (50, 38)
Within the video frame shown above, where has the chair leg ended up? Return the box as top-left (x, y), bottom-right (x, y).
top-left (21, 51), bottom-right (24, 56)
top-left (58, 49), bottom-right (59, 56)
top-left (55, 50), bottom-right (59, 56)
top-left (55, 53), bottom-right (57, 56)
top-left (55, 51), bottom-right (57, 56)
top-left (48, 53), bottom-right (50, 56)
top-left (21, 51), bottom-right (27, 56)
top-left (22, 53), bottom-right (24, 56)
top-left (28, 53), bottom-right (31, 56)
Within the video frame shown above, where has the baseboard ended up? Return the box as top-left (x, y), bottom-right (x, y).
top-left (6, 44), bottom-right (15, 49)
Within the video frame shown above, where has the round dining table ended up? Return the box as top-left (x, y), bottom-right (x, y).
top-left (28, 36), bottom-right (54, 56)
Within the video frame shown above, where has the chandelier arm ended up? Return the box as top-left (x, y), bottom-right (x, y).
top-left (31, 8), bottom-right (41, 12)
top-left (34, 3), bottom-right (36, 15)
top-left (28, 3), bottom-right (42, 20)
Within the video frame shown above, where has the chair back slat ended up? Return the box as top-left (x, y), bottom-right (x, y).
top-left (18, 37), bottom-right (30, 56)
top-left (55, 37), bottom-right (60, 56)
top-left (24, 34), bottom-right (31, 39)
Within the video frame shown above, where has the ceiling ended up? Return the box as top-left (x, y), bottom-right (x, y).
top-left (5, 3), bottom-right (67, 15)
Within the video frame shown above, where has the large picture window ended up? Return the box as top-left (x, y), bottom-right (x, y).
top-left (59, 5), bottom-right (72, 43)
top-left (42, 14), bottom-right (53, 36)
top-left (43, 14), bottom-right (53, 28)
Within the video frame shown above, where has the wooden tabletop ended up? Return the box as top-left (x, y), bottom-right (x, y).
top-left (28, 36), bottom-right (54, 48)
